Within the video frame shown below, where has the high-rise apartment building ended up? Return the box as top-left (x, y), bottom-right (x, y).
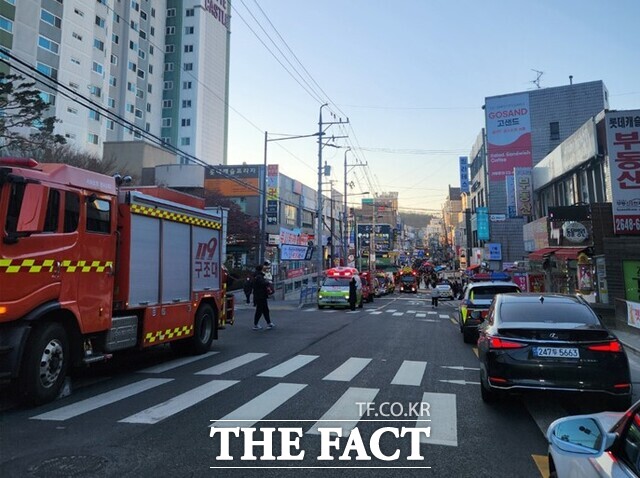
top-left (0, 0), bottom-right (230, 166)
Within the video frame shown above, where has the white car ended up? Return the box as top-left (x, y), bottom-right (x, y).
top-left (547, 400), bottom-right (640, 477)
top-left (435, 284), bottom-right (454, 299)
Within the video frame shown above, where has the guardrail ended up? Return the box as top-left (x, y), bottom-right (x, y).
top-left (299, 285), bottom-right (318, 307)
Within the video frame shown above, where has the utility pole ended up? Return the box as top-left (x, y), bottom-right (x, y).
top-left (316, 104), bottom-right (349, 279)
top-left (343, 147), bottom-right (351, 265)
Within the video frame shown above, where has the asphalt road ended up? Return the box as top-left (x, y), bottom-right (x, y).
top-left (1, 289), bottom-right (639, 477)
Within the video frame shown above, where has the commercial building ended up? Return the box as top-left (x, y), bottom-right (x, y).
top-left (1, 0), bottom-right (230, 166)
top-left (465, 80), bottom-right (609, 268)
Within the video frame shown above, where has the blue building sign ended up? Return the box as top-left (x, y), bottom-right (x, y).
top-left (477, 207), bottom-right (490, 241)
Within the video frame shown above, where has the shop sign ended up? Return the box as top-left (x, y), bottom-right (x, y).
top-left (562, 221), bottom-right (589, 243)
top-left (485, 243), bottom-right (502, 260)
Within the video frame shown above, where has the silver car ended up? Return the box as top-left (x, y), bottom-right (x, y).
top-left (547, 400), bottom-right (640, 477)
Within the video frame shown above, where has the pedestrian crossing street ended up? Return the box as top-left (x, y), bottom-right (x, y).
top-left (29, 350), bottom-right (461, 446)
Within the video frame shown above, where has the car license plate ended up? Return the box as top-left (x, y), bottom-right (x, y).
top-left (533, 347), bottom-right (579, 359)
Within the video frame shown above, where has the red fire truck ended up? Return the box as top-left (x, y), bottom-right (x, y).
top-left (0, 158), bottom-right (234, 404)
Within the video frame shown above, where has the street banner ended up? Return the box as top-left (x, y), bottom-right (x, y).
top-left (459, 156), bottom-right (469, 193)
top-left (514, 167), bottom-right (533, 216)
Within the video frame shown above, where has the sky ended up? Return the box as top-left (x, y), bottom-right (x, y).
top-left (225, 0), bottom-right (640, 213)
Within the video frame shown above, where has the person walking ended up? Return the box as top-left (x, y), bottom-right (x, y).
top-left (431, 288), bottom-right (439, 308)
top-left (348, 276), bottom-right (358, 311)
top-left (252, 264), bottom-right (275, 330)
top-left (243, 275), bottom-right (253, 304)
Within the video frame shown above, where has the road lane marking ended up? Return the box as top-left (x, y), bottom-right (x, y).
top-left (391, 360), bottom-right (427, 386)
top-left (439, 314), bottom-right (449, 319)
top-left (120, 379), bottom-right (238, 425)
top-left (138, 351), bottom-right (219, 374)
top-left (31, 378), bottom-right (173, 421)
top-left (258, 355), bottom-right (319, 378)
top-left (407, 310), bottom-right (417, 314)
top-left (392, 312), bottom-right (403, 316)
top-left (386, 309), bottom-right (397, 313)
top-left (210, 382), bottom-right (307, 428)
top-left (427, 311), bottom-right (437, 315)
top-left (323, 357), bottom-right (372, 382)
top-left (369, 311), bottom-right (382, 315)
top-left (417, 392), bottom-right (457, 446)
top-left (195, 352), bottom-right (267, 375)
top-left (472, 347), bottom-right (478, 358)
top-left (450, 318), bottom-right (457, 325)
top-left (416, 313), bottom-right (426, 318)
top-left (532, 454), bottom-right (549, 477)
top-left (307, 387), bottom-right (379, 435)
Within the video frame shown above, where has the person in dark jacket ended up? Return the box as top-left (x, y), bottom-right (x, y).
top-left (348, 277), bottom-right (358, 311)
top-left (243, 275), bottom-right (253, 304)
top-left (252, 265), bottom-right (275, 330)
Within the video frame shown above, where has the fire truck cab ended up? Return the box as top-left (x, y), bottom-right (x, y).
top-left (317, 267), bottom-right (363, 309)
top-left (0, 158), bottom-right (232, 404)
top-left (398, 267), bottom-right (419, 293)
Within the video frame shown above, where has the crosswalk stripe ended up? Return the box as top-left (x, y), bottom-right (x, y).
top-left (369, 311), bottom-right (382, 315)
top-left (323, 357), bottom-right (372, 382)
top-left (195, 352), bottom-right (267, 375)
top-left (416, 313), bottom-right (426, 318)
top-left (392, 312), bottom-right (403, 316)
top-left (391, 360), bottom-right (427, 386)
top-left (210, 383), bottom-right (307, 428)
top-left (386, 309), bottom-right (397, 313)
top-left (31, 378), bottom-right (173, 421)
top-left (120, 379), bottom-right (238, 424)
top-left (138, 351), bottom-right (219, 374)
top-left (427, 311), bottom-right (437, 315)
top-left (307, 387), bottom-right (379, 435)
top-left (439, 314), bottom-right (449, 319)
top-left (258, 355), bottom-right (319, 378)
top-left (407, 310), bottom-right (416, 314)
top-left (417, 392), bottom-right (457, 446)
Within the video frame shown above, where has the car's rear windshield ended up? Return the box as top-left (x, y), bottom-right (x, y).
top-left (471, 285), bottom-right (520, 300)
top-left (323, 278), bottom-right (349, 287)
top-left (499, 302), bottom-right (600, 325)
top-left (401, 276), bottom-right (416, 283)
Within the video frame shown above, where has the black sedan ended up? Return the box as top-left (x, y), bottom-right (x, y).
top-left (477, 293), bottom-right (632, 410)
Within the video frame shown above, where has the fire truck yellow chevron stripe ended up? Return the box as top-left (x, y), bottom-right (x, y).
top-left (145, 325), bottom-right (193, 344)
top-left (130, 204), bottom-right (221, 230)
top-left (0, 259), bottom-right (113, 273)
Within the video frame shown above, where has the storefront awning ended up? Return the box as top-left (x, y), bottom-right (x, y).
top-left (554, 247), bottom-right (587, 261)
top-left (528, 247), bottom-right (558, 261)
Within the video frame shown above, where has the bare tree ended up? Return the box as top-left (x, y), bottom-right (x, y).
top-left (0, 73), bottom-right (65, 154)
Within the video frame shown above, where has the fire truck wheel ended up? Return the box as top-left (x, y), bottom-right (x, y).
top-left (20, 322), bottom-right (69, 405)
top-left (191, 304), bottom-right (215, 355)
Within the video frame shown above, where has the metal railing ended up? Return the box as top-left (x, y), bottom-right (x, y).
top-left (299, 285), bottom-right (318, 307)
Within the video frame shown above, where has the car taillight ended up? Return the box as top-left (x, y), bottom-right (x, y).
top-left (489, 337), bottom-right (526, 349)
top-left (587, 341), bottom-right (623, 352)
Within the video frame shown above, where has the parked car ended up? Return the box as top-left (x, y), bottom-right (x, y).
top-left (478, 293), bottom-right (632, 410)
top-left (435, 283), bottom-right (454, 300)
top-left (547, 399), bottom-right (640, 477)
top-left (458, 280), bottom-right (521, 343)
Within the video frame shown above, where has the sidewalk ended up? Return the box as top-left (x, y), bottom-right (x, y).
top-left (592, 305), bottom-right (640, 356)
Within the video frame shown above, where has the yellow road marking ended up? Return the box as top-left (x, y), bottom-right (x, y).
top-left (472, 347), bottom-right (478, 358)
top-left (532, 454), bottom-right (548, 477)
top-left (450, 318), bottom-right (456, 325)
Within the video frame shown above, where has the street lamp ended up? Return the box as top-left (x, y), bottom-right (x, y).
top-left (260, 130), bottom-right (322, 266)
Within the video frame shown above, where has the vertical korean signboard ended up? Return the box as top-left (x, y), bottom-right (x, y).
top-left (485, 93), bottom-right (532, 182)
top-left (266, 164), bottom-right (279, 225)
top-left (514, 167), bottom-right (533, 216)
top-left (606, 110), bottom-right (640, 234)
top-left (459, 156), bottom-right (469, 193)
top-left (505, 174), bottom-right (517, 218)
top-left (477, 207), bottom-right (489, 241)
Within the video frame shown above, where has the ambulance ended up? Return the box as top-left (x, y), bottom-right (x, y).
top-left (317, 267), bottom-right (363, 309)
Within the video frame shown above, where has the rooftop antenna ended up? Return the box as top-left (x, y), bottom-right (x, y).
top-left (531, 69), bottom-right (544, 89)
